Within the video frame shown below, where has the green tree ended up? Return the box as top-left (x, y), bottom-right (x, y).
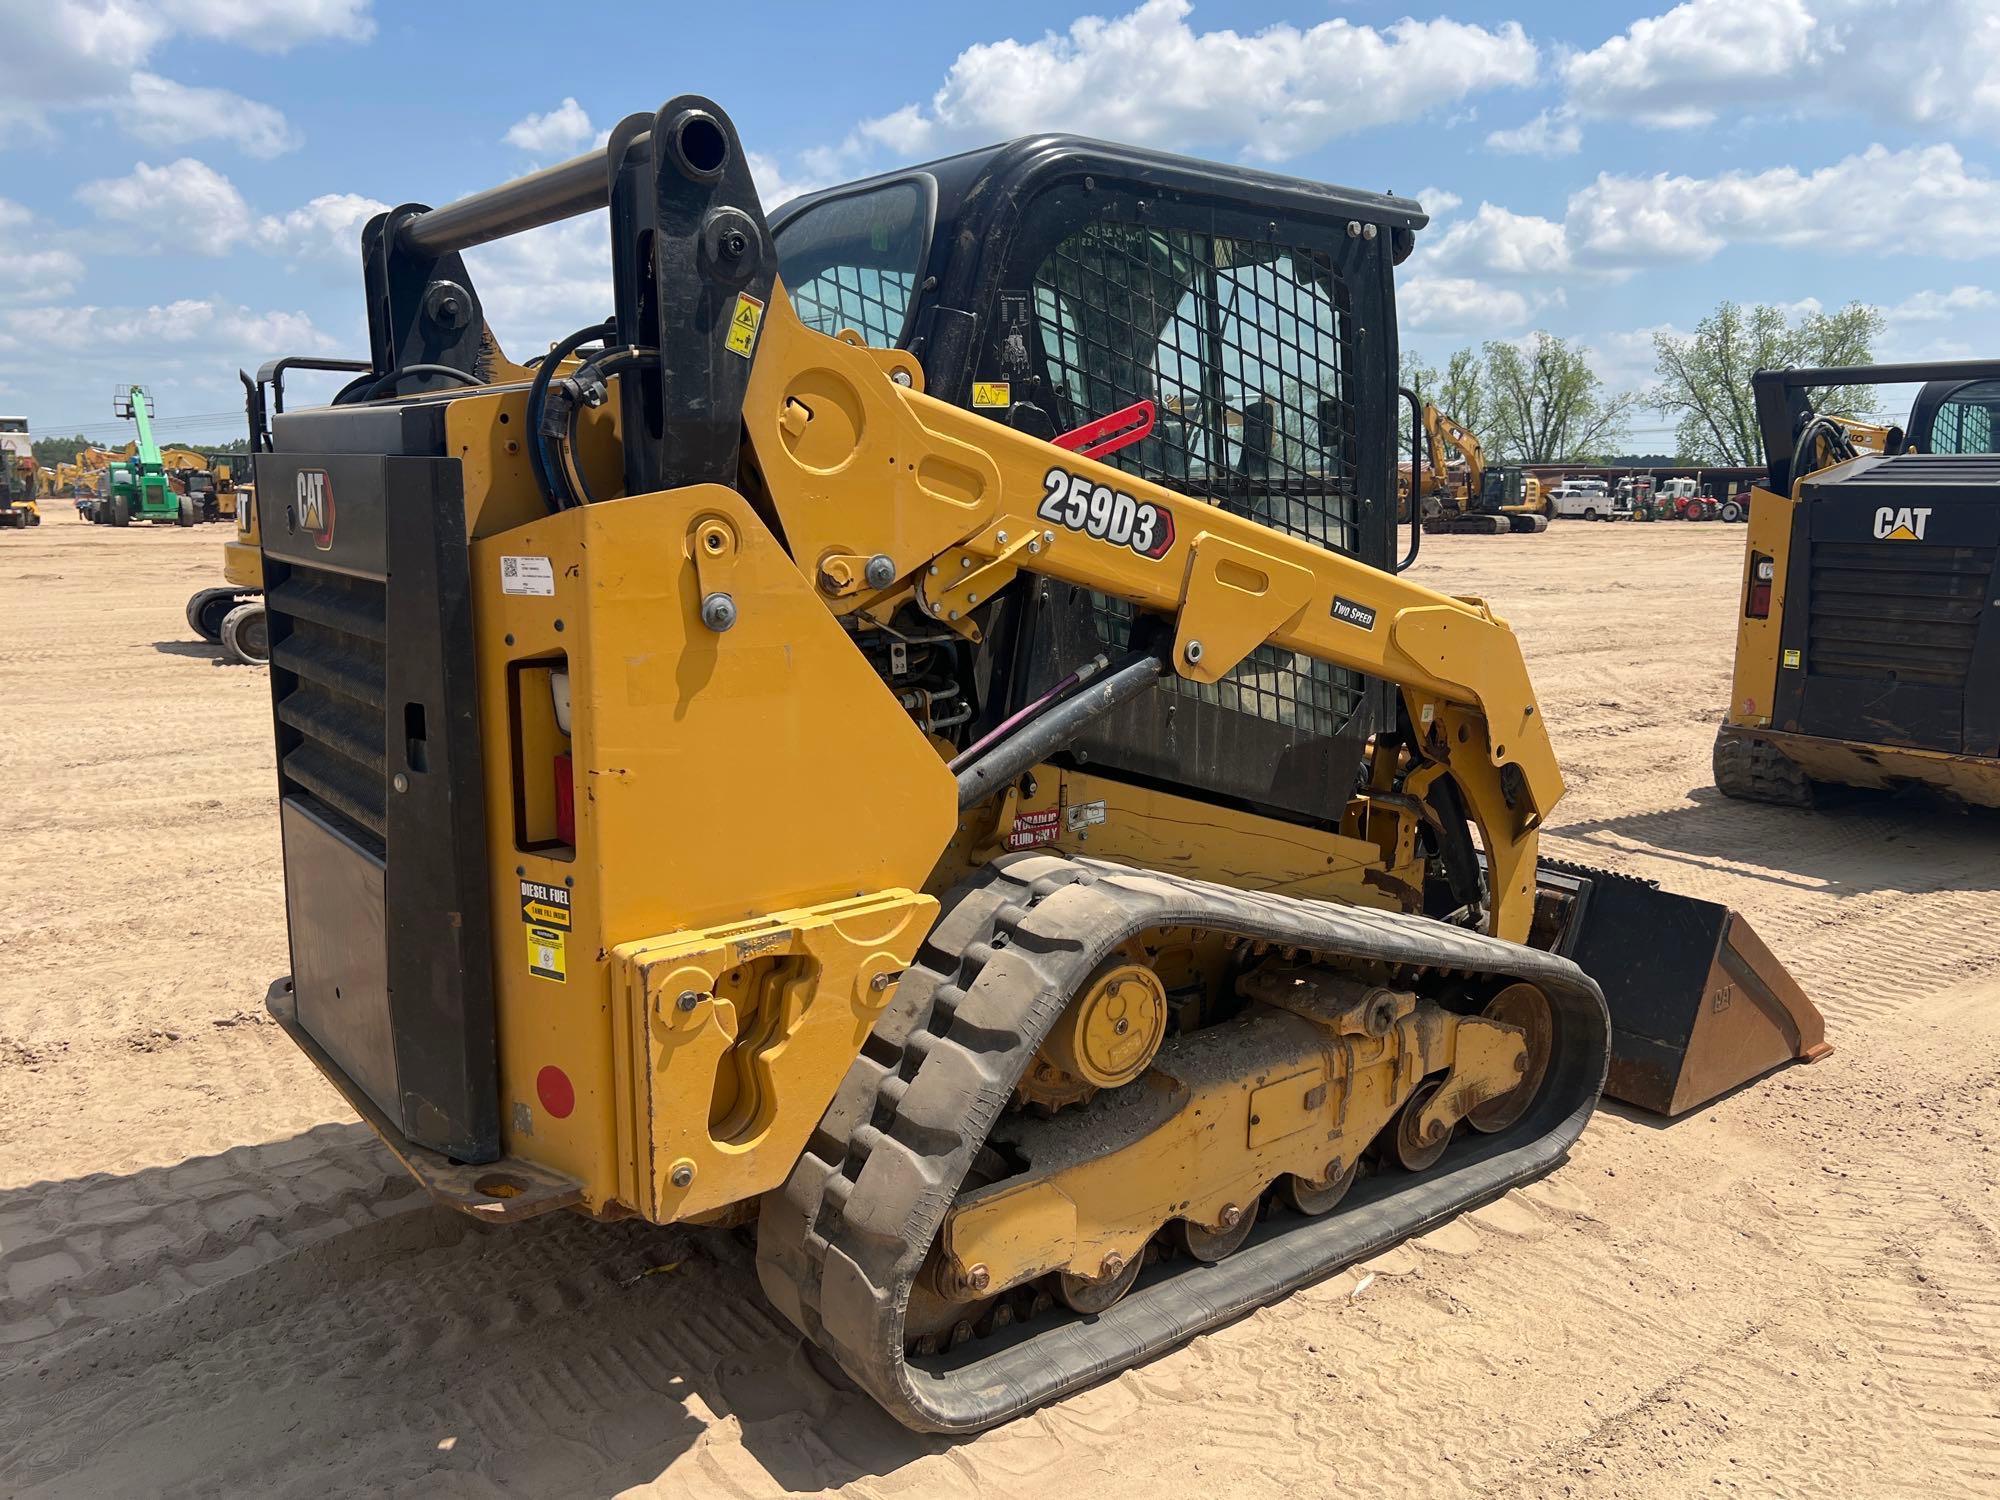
top-left (1481, 332), bottom-right (1635, 462)
top-left (1650, 300), bottom-right (1883, 465)
top-left (1399, 350), bottom-right (1438, 398)
top-left (1435, 348), bottom-right (1490, 439)
top-left (31, 434), bottom-right (96, 467)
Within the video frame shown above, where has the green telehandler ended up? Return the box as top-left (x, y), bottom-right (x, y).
top-left (93, 385), bottom-right (195, 527)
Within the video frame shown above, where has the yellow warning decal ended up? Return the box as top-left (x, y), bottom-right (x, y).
top-left (725, 292), bottom-right (766, 358)
top-left (1782, 649), bottom-right (1802, 669)
top-left (971, 381), bottom-right (1011, 408)
top-left (526, 925), bottom-right (567, 983)
top-left (520, 878), bottom-right (570, 982)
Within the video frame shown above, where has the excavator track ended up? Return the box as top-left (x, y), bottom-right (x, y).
top-left (757, 853), bottom-right (1610, 1433)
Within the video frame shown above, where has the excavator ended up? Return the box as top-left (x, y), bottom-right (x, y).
top-left (252, 97), bottom-right (1825, 1433)
top-left (1408, 401), bottom-right (1548, 534)
top-left (1716, 359), bottom-right (2000, 808)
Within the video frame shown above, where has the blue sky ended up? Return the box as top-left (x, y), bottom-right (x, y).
top-left (2, 0), bottom-right (1994, 448)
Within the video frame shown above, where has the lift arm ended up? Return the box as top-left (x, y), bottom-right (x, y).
top-left (743, 295), bottom-right (1561, 942)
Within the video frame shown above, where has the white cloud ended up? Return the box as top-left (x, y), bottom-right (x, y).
top-left (252, 192), bottom-right (389, 262)
top-left (1400, 276), bottom-right (1537, 335)
top-left (1564, 0), bottom-right (2000, 134)
top-left (1, 298), bottom-right (334, 355)
top-left (745, 152), bottom-right (827, 212)
top-left (77, 159), bottom-right (252, 254)
top-left (503, 97), bottom-right (597, 154)
top-left (0, 0), bottom-right (370, 153)
top-left (1566, 145), bottom-right (2000, 266)
top-left (460, 214), bottom-right (614, 358)
top-left (0, 201), bottom-right (85, 303)
top-left (1418, 202), bottom-right (1576, 279)
top-left (1886, 286), bottom-right (1998, 322)
top-left (1484, 107), bottom-right (1580, 158)
top-left (155, 0), bottom-right (375, 52)
top-left (1414, 187), bottom-right (1462, 220)
top-left (850, 0), bottom-right (1537, 164)
top-left (128, 74), bottom-right (299, 158)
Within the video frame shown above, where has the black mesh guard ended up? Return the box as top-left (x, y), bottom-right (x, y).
top-left (1011, 216), bottom-right (1370, 813)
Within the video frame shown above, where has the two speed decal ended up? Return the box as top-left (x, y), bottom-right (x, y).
top-left (1038, 466), bottom-right (1176, 558)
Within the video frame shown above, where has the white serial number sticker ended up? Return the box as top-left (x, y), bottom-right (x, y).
top-left (1037, 466), bottom-right (1176, 558)
top-left (500, 555), bottom-right (555, 596)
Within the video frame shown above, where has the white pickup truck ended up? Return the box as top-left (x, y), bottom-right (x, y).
top-left (1546, 480), bottom-right (1615, 520)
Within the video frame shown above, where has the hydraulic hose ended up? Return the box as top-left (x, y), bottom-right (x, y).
top-left (527, 320), bottom-right (615, 510)
top-left (954, 652), bottom-right (1163, 809)
top-left (361, 363), bottom-right (484, 401)
top-left (550, 345), bottom-right (660, 508)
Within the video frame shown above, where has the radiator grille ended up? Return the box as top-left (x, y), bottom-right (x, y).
top-left (269, 567), bottom-right (387, 853)
top-left (1807, 541), bottom-right (1992, 690)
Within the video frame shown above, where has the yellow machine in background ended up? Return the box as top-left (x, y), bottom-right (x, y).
top-left (1718, 360), bottom-right (2000, 808)
top-left (183, 358), bottom-right (371, 663)
top-left (1404, 399), bottom-right (1548, 535)
top-left (252, 98), bottom-right (1824, 1434)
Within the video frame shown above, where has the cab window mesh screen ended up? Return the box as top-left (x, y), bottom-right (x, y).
top-left (1031, 220), bottom-right (1362, 736)
top-left (790, 266), bottom-right (915, 347)
top-left (1932, 380), bottom-right (2000, 454)
top-left (776, 180), bottom-right (928, 348)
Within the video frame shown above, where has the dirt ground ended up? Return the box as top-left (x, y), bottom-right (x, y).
top-left (2, 511), bottom-right (1995, 1498)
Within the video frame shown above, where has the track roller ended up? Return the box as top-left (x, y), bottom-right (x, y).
top-left (758, 853), bottom-right (1609, 1433)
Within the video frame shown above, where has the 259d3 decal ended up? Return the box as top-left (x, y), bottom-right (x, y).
top-left (1039, 466), bottom-right (1175, 558)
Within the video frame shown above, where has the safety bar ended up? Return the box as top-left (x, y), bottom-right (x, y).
top-left (398, 137), bottom-right (646, 258)
top-left (1753, 359), bottom-right (2000, 493)
top-left (394, 102), bottom-right (736, 260)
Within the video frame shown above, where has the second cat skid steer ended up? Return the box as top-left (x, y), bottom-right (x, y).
top-left (187, 358), bottom-right (373, 665)
top-left (253, 97), bottom-right (1825, 1433)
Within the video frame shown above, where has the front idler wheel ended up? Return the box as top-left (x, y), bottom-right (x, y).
top-left (1466, 983), bottom-right (1554, 1134)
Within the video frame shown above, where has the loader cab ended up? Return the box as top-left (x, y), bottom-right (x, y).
top-left (1908, 378), bottom-right (2000, 454)
top-left (1734, 361), bottom-right (2000, 773)
top-left (774, 142), bottom-right (1421, 828)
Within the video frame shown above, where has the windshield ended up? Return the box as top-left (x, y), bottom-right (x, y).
top-left (775, 179), bottom-right (931, 349)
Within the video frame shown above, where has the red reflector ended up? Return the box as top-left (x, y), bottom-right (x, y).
top-left (554, 751), bottom-right (575, 845)
top-left (536, 1065), bottom-right (575, 1119)
top-left (1748, 581), bottom-right (1772, 619)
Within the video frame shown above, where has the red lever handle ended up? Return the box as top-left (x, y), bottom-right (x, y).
top-left (1052, 399), bottom-right (1156, 460)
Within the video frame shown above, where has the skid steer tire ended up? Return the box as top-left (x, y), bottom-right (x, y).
top-left (219, 602), bottom-right (269, 666)
top-left (1713, 725), bottom-right (1815, 807)
top-left (185, 587), bottom-right (242, 644)
top-left (176, 495), bottom-right (195, 528)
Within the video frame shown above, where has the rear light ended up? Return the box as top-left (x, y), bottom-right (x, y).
top-left (554, 752), bottom-right (576, 845)
top-left (1747, 552), bottom-right (1774, 619)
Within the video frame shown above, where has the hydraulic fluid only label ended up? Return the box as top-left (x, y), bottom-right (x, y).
top-left (520, 879), bottom-right (570, 983)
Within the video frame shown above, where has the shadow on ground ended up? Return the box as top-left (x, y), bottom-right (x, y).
top-left (1548, 782), bottom-right (2000, 899)
top-left (0, 1123), bottom-right (950, 1497)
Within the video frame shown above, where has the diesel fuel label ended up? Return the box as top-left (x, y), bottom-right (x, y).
top-left (519, 879), bottom-right (571, 929)
top-left (520, 879), bottom-right (570, 983)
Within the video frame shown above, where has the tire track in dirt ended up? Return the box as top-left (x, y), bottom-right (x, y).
top-left (6, 522), bottom-right (1997, 1497)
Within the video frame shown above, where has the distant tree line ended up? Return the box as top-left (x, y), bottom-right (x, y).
top-left (1403, 300), bottom-right (1883, 466)
top-left (33, 434), bottom-right (250, 466)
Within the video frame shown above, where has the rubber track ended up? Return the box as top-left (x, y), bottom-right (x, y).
top-left (757, 852), bottom-right (1610, 1433)
top-left (1713, 725), bottom-right (1814, 807)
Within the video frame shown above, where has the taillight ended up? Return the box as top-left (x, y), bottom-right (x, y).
top-left (554, 752), bottom-right (576, 846)
top-left (1747, 552), bottom-right (1775, 619)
